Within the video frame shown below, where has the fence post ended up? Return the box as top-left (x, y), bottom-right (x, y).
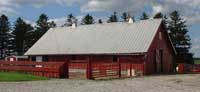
top-left (87, 57), bottom-right (92, 79)
top-left (65, 62), bottom-right (69, 78)
top-left (118, 59), bottom-right (121, 78)
top-left (130, 63), bottom-right (132, 77)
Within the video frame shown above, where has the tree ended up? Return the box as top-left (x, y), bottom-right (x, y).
top-left (49, 21), bottom-right (56, 28)
top-left (154, 12), bottom-right (164, 19)
top-left (168, 10), bottom-right (193, 64)
top-left (140, 12), bottom-right (149, 20)
top-left (0, 14), bottom-right (14, 59)
top-left (153, 12), bottom-right (168, 25)
top-left (121, 12), bottom-right (135, 22)
top-left (98, 19), bottom-right (103, 24)
top-left (12, 17), bottom-right (33, 55)
top-left (63, 14), bottom-right (75, 27)
top-left (81, 14), bottom-right (95, 25)
top-left (107, 12), bottom-right (118, 23)
top-left (121, 12), bottom-right (129, 22)
top-left (33, 14), bottom-right (51, 44)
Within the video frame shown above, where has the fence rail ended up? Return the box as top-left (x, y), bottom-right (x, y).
top-left (0, 61), bottom-right (68, 78)
top-left (90, 62), bottom-right (144, 79)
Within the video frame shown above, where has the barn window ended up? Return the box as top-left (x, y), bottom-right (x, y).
top-left (113, 56), bottom-right (118, 62)
top-left (43, 56), bottom-right (48, 62)
top-left (31, 57), bottom-right (36, 61)
top-left (159, 32), bottom-right (162, 40)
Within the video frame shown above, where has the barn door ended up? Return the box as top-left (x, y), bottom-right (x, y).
top-left (155, 49), bottom-right (164, 73)
top-left (68, 56), bottom-right (88, 79)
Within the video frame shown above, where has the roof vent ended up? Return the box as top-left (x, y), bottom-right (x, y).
top-left (128, 17), bottom-right (134, 24)
top-left (71, 17), bottom-right (77, 28)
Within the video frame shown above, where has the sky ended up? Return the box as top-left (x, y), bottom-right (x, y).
top-left (0, 0), bottom-right (199, 57)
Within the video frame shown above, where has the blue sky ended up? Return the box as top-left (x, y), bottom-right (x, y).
top-left (0, 0), bottom-right (200, 57)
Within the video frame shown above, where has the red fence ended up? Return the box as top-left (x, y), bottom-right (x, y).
top-left (0, 60), bottom-right (145, 79)
top-left (178, 64), bottom-right (200, 73)
top-left (0, 61), bottom-right (68, 78)
top-left (91, 62), bottom-right (119, 79)
top-left (89, 62), bottom-right (144, 79)
top-left (121, 63), bottom-right (144, 78)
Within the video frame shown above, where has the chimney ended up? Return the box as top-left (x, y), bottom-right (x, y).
top-left (127, 14), bottom-right (134, 23)
top-left (128, 17), bottom-right (134, 24)
top-left (71, 17), bottom-right (77, 28)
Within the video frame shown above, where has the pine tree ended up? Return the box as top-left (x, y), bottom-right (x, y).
top-left (33, 14), bottom-right (51, 44)
top-left (63, 14), bottom-right (75, 27)
top-left (81, 14), bottom-right (95, 25)
top-left (153, 12), bottom-right (168, 25)
top-left (0, 14), bottom-right (13, 59)
top-left (168, 10), bottom-right (193, 63)
top-left (121, 12), bottom-right (129, 22)
top-left (140, 12), bottom-right (149, 20)
top-left (98, 19), bottom-right (103, 24)
top-left (49, 21), bottom-right (56, 28)
top-left (154, 12), bottom-right (164, 19)
top-left (107, 12), bottom-right (118, 23)
top-left (12, 17), bottom-right (33, 55)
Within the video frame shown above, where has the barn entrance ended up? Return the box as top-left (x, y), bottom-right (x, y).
top-left (68, 56), bottom-right (88, 79)
top-left (155, 49), bottom-right (164, 73)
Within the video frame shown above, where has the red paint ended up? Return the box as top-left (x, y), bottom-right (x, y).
top-left (145, 24), bottom-right (175, 75)
top-left (26, 23), bottom-right (175, 79)
top-left (0, 61), bottom-right (68, 78)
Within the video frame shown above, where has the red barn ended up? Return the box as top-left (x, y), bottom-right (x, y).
top-left (25, 19), bottom-right (176, 78)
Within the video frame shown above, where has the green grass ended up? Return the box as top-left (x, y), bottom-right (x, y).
top-left (0, 72), bottom-right (49, 82)
top-left (194, 58), bottom-right (200, 64)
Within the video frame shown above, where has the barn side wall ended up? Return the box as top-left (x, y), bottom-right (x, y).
top-left (146, 24), bottom-right (174, 75)
top-left (45, 55), bottom-right (145, 63)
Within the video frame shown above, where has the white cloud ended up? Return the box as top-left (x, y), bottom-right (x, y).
top-left (81, 0), bottom-right (148, 13)
top-left (0, 0), bottom-right (199, 25)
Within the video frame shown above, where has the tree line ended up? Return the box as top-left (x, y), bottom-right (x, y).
top-left (0, 11), bottom-right (193, 63)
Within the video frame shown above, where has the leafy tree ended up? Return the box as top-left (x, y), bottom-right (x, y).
top-left (0, 14), bottom-right (13, 59)
top-left (140, 12), bottom-right (149, 20)
top-left (81, 14), bottom-right (95, 25)
top-left (107, 12), bottom-right (118, 23)
top-left (12, 17), bottom-right (33, 55)
top-left (168, 10), bottom-right (193, 64)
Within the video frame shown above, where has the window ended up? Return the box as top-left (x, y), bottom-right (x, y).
top-left (31, 57), bottom-right (36, 61)
top-left (43, 56), bottom-right (48, 62)
top-left (113, 56), bottom-right (118, 62)
top-left (159, 32), bottom-right (162, 40)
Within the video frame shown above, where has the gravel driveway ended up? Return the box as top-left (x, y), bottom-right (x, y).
top-left (0, 74), bottom-right (199, 92)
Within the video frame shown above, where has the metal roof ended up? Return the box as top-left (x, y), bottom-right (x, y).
top-left (25, 19), bottom-right (162, 55)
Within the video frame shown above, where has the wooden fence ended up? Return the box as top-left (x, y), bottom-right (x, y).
top-left (89, 62), bottom-right (144, 80)
top-left (0, 61), bottom-right (145, 79)
top-left (0, 61), bottom-right (68, 78)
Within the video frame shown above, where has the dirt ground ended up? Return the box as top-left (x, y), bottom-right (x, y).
top-left (0, 74), bottom-right (199, 92)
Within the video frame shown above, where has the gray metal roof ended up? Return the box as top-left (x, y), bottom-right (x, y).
top-left (25, 19), bottom-right (162, 55)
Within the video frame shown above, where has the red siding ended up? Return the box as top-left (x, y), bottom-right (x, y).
top-left (146, 24), bottom-right (174, 74)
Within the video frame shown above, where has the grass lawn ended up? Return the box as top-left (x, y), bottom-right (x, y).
top-left (0, 72), bottom-right (49, 82)
top-left (194, 58), bottom-right (200, 64)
